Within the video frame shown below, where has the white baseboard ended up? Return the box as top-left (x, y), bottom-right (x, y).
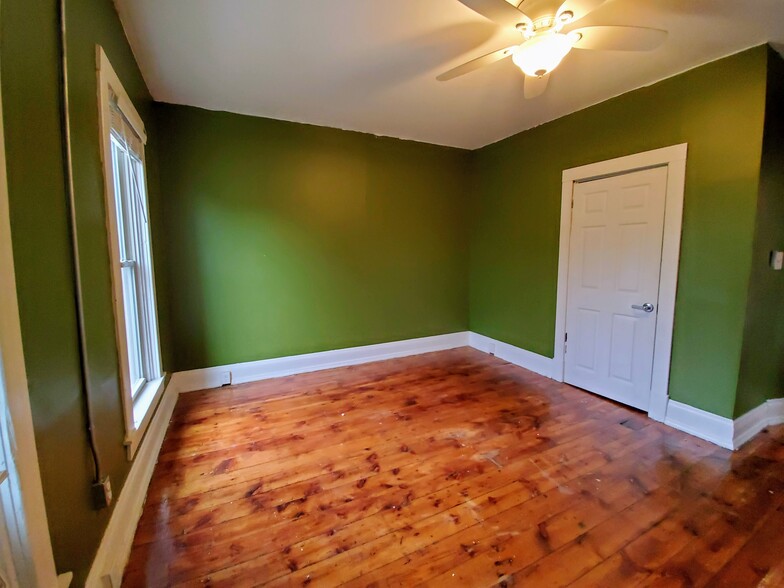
top-left (770, 397), bottom-right (784, 422)
top-left (664, 397), bottom-right (784, 451)
top-left (174, 332), bottom-right (471, 393)
top-left (733, 398), bottom-right (784, 449)
top-left (175, 331), bottom-right (557, 397)
top-left (85, 379), bottom-right (179, 588)
top-left (663, 400), bottom-right (735, 449)
top-left (468, 332), bottom-right (555, 379)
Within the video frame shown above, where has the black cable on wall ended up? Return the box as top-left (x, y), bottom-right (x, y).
top-left (57, 0), bottom-right (104, 488)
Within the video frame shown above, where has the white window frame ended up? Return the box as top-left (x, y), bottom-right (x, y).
top-left (97, 46), bottom-right (164, 460)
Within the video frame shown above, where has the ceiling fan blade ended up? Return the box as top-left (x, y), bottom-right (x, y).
top-left (570, 26), bottom-right (668, 51)
top-left (456, 0), bottom-right (533, 29)
top-left (437, 46), bottom-right (516, 81)
top-left (556, 0), bottom-right (607, 23)
top-left (524, 72), bottom-right (550, 98)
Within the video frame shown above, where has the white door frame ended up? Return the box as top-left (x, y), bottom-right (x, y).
top-left (553, 144), bottom-right (688, 422)
top-left (0, 31), bottom-right (60, 588)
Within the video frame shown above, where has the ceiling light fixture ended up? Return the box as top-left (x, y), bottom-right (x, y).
top-left (438, 0), bottom-right (670, 99)
top-left (512, 33), bottom-right (575, 77)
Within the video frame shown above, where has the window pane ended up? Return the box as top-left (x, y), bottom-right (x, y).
top-left (111, 137), bottom-right (138, 257)
top-left (120, 248), bottom-right (144, 391)
top-left (111, 138), bottom-right (147, 395)
top-left (128, 154), bottom-right (162, 381)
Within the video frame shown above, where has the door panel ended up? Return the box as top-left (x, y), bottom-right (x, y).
top-left (564, 166), bottom-right (668, 410)
top-left (609, 313), bottom-right (636, 382)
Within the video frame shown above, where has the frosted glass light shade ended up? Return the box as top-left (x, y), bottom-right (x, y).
top-left (512, 33), bottom-right (574, 77)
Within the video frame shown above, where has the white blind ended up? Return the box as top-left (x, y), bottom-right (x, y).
top-left (109, 91), bottom-right (144, 157)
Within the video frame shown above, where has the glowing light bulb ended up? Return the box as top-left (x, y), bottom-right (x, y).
top-left (512, 33), bottom-right (575, 77)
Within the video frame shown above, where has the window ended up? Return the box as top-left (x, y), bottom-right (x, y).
top-left (98, 47), bottom-right (164, 459)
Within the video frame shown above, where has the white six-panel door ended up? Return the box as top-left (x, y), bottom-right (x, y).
top-left (564, 166), bottom-right (668, 411)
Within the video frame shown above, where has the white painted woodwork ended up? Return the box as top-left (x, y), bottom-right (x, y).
top-left (555, 144), bottom-right (688, 422)
top-left (564, 166), bottom-right (667, 410)
top-left (97, 47), bottom-right (165, 460)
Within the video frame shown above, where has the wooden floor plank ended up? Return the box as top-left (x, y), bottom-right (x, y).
top-left (122, 348), bottom-right (784, 587)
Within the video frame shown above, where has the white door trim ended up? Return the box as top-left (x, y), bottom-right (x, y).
top-left (0, 39), bottom-right (59, 588)
top-left (553, 144), bottom-right (688, 422)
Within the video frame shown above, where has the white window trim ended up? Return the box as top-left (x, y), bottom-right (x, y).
top-left (97, 46), bottom-right (164, 460)
top-left (554, 143), bottom-right (688, 423)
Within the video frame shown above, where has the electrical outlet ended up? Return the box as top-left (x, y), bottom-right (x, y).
top-left (219, 371), bottom-right (232, 386)
top-left (92, 476), bottom-right (112, 509)
top-left (770, 250), bottom-right (783, 271)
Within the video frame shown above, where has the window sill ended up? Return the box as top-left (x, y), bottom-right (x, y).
top-left (125, 375), bottom-right (165, 460)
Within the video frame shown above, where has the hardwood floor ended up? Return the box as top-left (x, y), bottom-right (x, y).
top-left (124, 348), bottom-right (784, 587)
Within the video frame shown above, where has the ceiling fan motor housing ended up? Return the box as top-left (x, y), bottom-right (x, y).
top-left (517, 0), bottom-right (569, 23)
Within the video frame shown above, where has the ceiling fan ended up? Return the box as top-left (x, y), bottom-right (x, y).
top-left (438, 0), bottom-right (668, 98)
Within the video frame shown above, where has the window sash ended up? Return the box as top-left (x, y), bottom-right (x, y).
top-left (109, 132), bottom-right (161, 402)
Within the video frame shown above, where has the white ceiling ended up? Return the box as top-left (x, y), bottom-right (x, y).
top-left (115, 0), bottom-right (784, 149)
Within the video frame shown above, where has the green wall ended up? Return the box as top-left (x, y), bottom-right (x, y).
top-left (1, 0), bottom-right (84, 575)
top-left (0, 0), bottom-right (776, 578)
top-left (469, 47), bottom-right (768, 418)
top-left (1, 0), bottom-right (166, 583)
top-left (735, 47), bottom-right (784, 417)
top-left (157, 104), bottom-right (470, 371)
